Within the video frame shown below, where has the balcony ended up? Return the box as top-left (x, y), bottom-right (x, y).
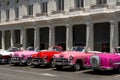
top-left (5, 19), bottom-right (9, 22)
top-left (90, 4), bottom-right (109, 14)
top-left (22, 15), bottom-right (34, 19)
top-left (51, 10), bottom-right (65, 14)
top-left (68, 7), bottom-right (86, 17)
top-left (116, 1), bottom-right (120, 6)
top-left (70, 7), bottom-right (85, 12)
top-left (91, 4), bottom-right (108, 9)
top-left (14, 18), bottom-right (19, 21)
top-left (36, 13), bottom-right (48, 17)
top-left (51, 10), bottom-right (66, 19)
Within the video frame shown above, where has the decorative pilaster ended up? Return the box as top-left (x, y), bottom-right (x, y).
top-left (34, 27), bottom-right (39, 50)
top-left (2, 31), bottom-right (5, 50)
top-left (110, 20), bottom-right (118, 52)
top-left (10, 29), bottom-right (14, 47)
top-left (66, 24), bottom-right (73, 50)
top-left (20, 28), bottom-right (26, 50)
top-left (86, 22), bottom-right (93, 50)
top-left (49, 26), bottom-right (55, 47)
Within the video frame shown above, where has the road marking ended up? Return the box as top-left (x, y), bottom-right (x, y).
top-left (0, 68), bottom-right (56, 77)
top-left (114, 75), bottom-right (120, 77)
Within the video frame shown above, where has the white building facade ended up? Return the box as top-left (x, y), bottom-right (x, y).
top-left (0, 0), bottom-right (120, 52)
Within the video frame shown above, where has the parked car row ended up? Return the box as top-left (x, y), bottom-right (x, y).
top-left (0, 46), bottom-right (120, 73)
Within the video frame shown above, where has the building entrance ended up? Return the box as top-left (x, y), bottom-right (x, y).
top-left (94, 22), bottom-right (110, 52)
top-left (39, 27), bottom-right (49, 50)
top-left (73, 24), bottom-right (86, 46)
top-left (55, 26), bottom-right (66, 50)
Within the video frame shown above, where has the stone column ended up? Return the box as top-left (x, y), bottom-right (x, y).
top-left (34, 27), bottom-right (39, 51)
top-left (10, 30), bottom-right (14, 47)
top-left (110, 20), bottom-right (118, 52)
top-left (66, 24), bottom-right (73, 50)
top-left (86, 22), bottom-right (94, 50)
top-left (2, 31), bottom-right (5, 50)
top-left (20, 28), bottom-right (26, 50)
top-left (49, 26), bottom-right (55, 47)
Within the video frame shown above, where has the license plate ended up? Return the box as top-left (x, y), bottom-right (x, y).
top-left (56, 62), bottom-right (63, 65)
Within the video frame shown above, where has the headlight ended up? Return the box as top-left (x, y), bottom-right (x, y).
top-left (21, 54), bottom-right (25, 58)
top-left (109, 59), bottom-right (113, 65)
top-left (10, 54), bottom-right (12, 57)
top-left (43, 55), bottom-right (47, 59)
top-left (52, 55), bottom-right (55, 59)
top-left (69, 55), bottom-right (73, 60)
top-left (0, 54), bottom-right (2, 57)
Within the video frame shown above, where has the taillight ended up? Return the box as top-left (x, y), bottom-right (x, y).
top-left (109, 59), bottom-right (113, 65)
top-left (43, 55), bottom-right (47, 59)
top-left (21, 54), bottom-right (25, 59)
top-left (69, 55), bottom-right (73, 61)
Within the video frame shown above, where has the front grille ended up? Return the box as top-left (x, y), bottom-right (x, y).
top-left (32, 58), bottom-right (43, 63)
top-left (56, 58), bottom-right (69, 63)
top-left (11, 57), bottom-right (21, 61)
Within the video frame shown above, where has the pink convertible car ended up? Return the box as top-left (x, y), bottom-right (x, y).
top-left (10, 50), bottom-right (38, 65)
top-left (53, 46), bottom-right (101, 71)
top-left (84, 47), bottom-right (120, 72)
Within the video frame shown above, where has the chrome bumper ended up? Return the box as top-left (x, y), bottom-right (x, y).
top-left (55, 58), bottom-right (73, 66)
top-left (32, 58), bottom-right (47, 65)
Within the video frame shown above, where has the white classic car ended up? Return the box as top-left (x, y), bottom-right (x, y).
top-left (0, 47), bottom-right (20, 63)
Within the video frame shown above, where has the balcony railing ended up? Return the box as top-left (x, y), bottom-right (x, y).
top-left (22, 15), bottom-right (33, 19)
top-left (51, 10), bottom-right (65, 14)
top-left (116, 1), bottom-right (120, 6)
top-left (91, 4), bottom-right (108, 9)
top-left (69, 7), bottom-right (85, 12)
top-left (5, 19), bottom-right (9, 22)
top-left (14, 18), bottom-right (19, 21)
top-left (36, 13), bottom-right (48, 17)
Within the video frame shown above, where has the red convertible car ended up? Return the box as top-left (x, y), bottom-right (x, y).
top-left (31, 46), bottom-right (63, 67)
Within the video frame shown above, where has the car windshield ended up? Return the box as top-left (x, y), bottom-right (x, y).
top-left (7, 47), bottom-right (19, 52)
top-left (48, 47), bottom-right (60, 51)
top-left (71, 47), bottom-right (85, 52)
top-left (114, 48), bottom-right (120, 53)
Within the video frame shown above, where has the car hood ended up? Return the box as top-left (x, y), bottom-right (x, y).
top-left (12, 50), bottom-right (37, 57)
top-left (57, 51), bottom-right (85, 58)
top-left (95, 53), bottom-right (120, 59)
top-left (0, 49), bottom-right (14, 56)
top-left (37, 51), bottom-right (60, 58)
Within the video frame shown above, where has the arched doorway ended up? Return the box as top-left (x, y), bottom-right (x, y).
top-left (39, 27), bottom-right (49, 50)
top-left (26, 28), bottom-right (34, 48)
top-left (73, 24), bottom-right (86, 46)
top-left (5, 30), bottom-right (11, 49)
top-left (0, 31), bottom-right (2, 49)
top-left (55, 26), bottom-right (66, 50)
top-left (94, 22), bottom-right (110, 52)
top-left (118, 22), bottom-right (120, 46)
top-left (14, 30), bottom-right (21, 47)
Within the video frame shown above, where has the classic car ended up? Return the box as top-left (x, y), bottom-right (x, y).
top-left (84, 47), bottom-right (120, 72)
top-left (10, 50), bottom-right (38, 66)
top-left (53, 46), bottom-right (101, 71)
top-left (31, 46), bottom-right (63, 67)
top-left (0, 47), bottom-right (20, 63)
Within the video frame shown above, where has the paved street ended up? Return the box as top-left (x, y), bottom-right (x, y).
top-left (0, 64), bottom-right (120, 80)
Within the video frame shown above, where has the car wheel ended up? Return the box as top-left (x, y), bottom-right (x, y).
top-left (93, 69), bottom-right (100, 72)
top-left (118, 66), bottom-right (120, 73)
top-left (7, 59), bottom-right (11, 64)
top-left (14, 63), bottom-right (20, 66)
top-left (26, 58), bottom-right (32, 66)
top-left (72, 62), bottom-right (82, 71)
top-left (55, 65), bottom-right (63, 70)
